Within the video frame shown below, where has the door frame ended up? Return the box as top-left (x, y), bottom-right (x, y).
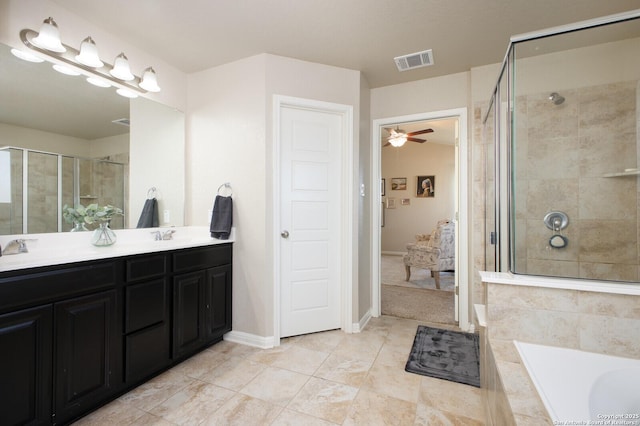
top-left (371, 107), bottom-right (471, 331)
top-left (272, 95), bottom-right (354, 345)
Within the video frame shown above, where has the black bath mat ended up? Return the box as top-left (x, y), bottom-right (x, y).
top-left (405, 325), bottom-right (480, 387)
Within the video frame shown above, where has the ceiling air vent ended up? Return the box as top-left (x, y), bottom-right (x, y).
top-left (112, 118), bottom-right (130, 127)
top-left (394, 49), bottom-right (434, 72)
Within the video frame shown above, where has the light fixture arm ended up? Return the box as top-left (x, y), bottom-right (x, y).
top-left (20, 28), bottom-right (148, 94)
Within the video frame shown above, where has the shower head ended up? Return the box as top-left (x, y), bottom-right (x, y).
top-left (549, 92), bottom-right (565, 105)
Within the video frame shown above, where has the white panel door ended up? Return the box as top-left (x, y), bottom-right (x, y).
top-left (280, 105), bottom-right (342, 338)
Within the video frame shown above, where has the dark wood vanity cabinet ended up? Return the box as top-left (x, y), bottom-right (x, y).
top-left (172, 245), bottom-right (233, 359)
top-left (53, 290), bottom-right (120, 425)
top-left (0, 242), bottom-right (232, 425)
top-left (0, 305), bottom-right (52, 426)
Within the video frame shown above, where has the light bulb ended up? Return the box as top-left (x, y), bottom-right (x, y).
top-left (139, 67), bottom-right (161, 92)
top-left (109, 53), bottom-right (134, 81)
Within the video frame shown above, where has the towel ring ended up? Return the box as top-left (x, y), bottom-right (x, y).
top-left (147, 187), bottom-right (157, 199)
top-left (217, 182), bottom-right (233, 197)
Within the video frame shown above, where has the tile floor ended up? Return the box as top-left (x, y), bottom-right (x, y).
top-left (74, 316), bottom-right (485, 425)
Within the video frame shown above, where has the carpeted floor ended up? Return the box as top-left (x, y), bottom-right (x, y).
top-left (381, 255), bottom-right (455, 325)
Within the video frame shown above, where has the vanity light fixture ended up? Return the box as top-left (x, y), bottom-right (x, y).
top-left (17, 17), bottom-right (161, 97)
top-left (75, 37), bottom-right (104, 68)
top-left (139, 67), bottom-right (161, 92)
top-left (109, 53), bottom-right (135, 81)
top-left (31, 17), bottom-right (66, 53)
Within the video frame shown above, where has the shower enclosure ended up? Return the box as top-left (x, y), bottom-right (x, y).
top-left (0, 147), bottom-right (127, 234)
top-left (483, 10), bottom-right (640, 282)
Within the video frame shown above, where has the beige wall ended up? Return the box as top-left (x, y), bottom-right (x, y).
top-left (187, 53), bottom-right (364, 338)
top-left (0, 122), bottom-right (92, 157)
top-left (381, 143), bottom-right (456, 252)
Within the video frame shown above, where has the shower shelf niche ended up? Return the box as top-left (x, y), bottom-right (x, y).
top-left (602, 169), bottom-right (640, 178)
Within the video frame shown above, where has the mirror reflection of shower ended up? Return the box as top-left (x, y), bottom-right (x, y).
top-left (548, 92), bottom-right (565, 105)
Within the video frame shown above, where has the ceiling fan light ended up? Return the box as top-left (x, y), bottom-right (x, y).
top-left (76, 36), bottom-right (104, 68)
top-left (10, 48), bottom-right (44, 63)
top-left (389, 135), bottom-right (407, 147)
top-left (52, 64), bottom-right (81, 76)
top-left (109, 53), bottom-right (135, 81)
top-left (32, 17), bottom-right (66, 53)
top-left (139, 67), bottom-right (161, 92)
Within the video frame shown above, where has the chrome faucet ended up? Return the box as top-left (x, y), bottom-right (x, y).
top-left (151, 230), bottom-right (175, 241)
top-left (2, 239), bottom-right (29, 255)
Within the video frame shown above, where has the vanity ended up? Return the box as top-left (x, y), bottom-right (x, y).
top-left (0, 226), bottom-right (232, 425)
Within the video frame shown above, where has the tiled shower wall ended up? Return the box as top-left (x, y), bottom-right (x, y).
top-left (513, 81), bottom-right (639, 281)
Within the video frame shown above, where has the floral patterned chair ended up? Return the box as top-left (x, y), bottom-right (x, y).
top-left (402, 219), bottom-right (455, 289)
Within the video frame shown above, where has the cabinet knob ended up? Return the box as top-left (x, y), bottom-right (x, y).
top-left (281, 230), bottom-right (289, 238)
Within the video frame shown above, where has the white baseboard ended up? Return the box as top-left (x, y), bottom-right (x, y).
top-left (224, 330), bottom-right (276, 349)
top-left (353, 309), bottom-right (372, 332)
top-left (381, 251), bottom-right (405, 256)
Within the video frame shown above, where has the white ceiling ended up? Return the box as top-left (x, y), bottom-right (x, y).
top-left (2, 1), bottom-right (639, 141)
top-left (49, 0), bottom-right (640, 88)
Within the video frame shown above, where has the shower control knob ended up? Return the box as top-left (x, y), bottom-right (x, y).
top-left (281, 230), bottom-right (289, 239)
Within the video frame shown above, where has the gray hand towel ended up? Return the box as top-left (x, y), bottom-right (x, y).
top-left (136, 198), bottom-right (159, 228)
top-left (210, 195), bottom-right (233, 239)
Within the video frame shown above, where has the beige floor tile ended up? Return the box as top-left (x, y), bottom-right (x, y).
top-left (118, 370), bottom-right (194, 412)
top-left (72, 399), bottom-right (148, 425)
top-left (129, 412), bottom-right (176, 425)
top-left (314, 353), bottom-right (373, 387)
top-left (201, 393), bottom-right (283, 426)
top-left (343, 389), bottom-right (417, 426)
top-left (170, 348), bottom-right (229, 379)
top-left (240, 366), bottom-right (310, 406)
top-left (149, 379), bottom-right (234, 425)
top-left (268, 345), bottom-right (330, 375)
top-left (294, 329), bottom-right (346, 353)
top-left (287, 377), bottom-right (359, 424)
top-left (213, 339), bottom-right (262, 358)
top-left (199, 356), bottom-right (266, 391)
top-left (331, 331), bottom-right (385, 363)
top-left (271, 408), bottom-right (338, 425)
top-left (418, 376), bottom-right (485, 422)
top-left (415, 404), bottom-right (484, 426)
top-left (362, 345), bottom-right (422, 403)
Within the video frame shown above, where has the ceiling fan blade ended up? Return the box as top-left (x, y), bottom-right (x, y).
top-left (407, 128), bottom-right (434, 136)
top-left (407, 137), bottom-right (426, 143)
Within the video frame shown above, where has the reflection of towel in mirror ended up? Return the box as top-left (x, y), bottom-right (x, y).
top-left (136, 198), bottom-right (159, 228)
top-left (210, 195), bottom-right (232, 239)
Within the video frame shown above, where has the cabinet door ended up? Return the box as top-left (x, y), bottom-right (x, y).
top-left (172, 272), bottom-right (205, 358)
top-left (0, 305), bottom-right (52, 426)
top-left (53, 290), bottom-right (119, 424)
top-left (205, 265), bottom-right (232, 342)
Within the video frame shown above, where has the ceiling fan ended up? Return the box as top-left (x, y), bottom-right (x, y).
top-left (384, 126), bottom-right (433, 147)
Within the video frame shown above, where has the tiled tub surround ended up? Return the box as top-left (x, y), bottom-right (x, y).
top-left (0, 226), bottom-right (233, 271)
top-left (479, 272), bottom-right (640, 425)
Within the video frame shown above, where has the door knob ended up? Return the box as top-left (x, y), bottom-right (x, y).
top-left (281, 230), bottom-right (289, 238)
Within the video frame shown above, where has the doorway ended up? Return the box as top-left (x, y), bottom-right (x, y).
top-left (371, 108), bottom-right (471, 331)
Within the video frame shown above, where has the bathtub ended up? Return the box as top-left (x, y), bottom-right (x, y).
top-left (514, 341), bottom-right (640, 423)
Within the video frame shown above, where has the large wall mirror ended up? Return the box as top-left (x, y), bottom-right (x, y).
top-left (0, 42), bottom-right (185, 235)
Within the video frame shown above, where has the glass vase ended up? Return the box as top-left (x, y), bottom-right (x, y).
top-left (70, 221), bottom-right (89, 232)
top-left (91, 222), bottom-right (117, 246)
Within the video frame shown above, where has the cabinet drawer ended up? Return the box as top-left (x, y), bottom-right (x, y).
top-left (126, 254), bottom-right (167, 282)
top-left (125, 322), bottom-right (170, 383)
top-left (0, 262), bottom-right (116, 314)
top-left (173, 244), bottom-right (232, 273)
top-left (125, 278), bottom-right (167, 333)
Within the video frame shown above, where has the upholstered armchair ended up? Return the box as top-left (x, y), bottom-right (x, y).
top-left (402, 219), bottom-right (455, 289)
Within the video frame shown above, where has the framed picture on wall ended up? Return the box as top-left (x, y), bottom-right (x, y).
top-left (381, 178), bottom-right (385, 196)
top-left (391, 177), bottom-right (407, 190)
top-left (416, 175), bottom-right (435, 197)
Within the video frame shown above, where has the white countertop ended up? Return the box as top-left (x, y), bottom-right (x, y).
top-left (0, 226), bottom-right (234, 272)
